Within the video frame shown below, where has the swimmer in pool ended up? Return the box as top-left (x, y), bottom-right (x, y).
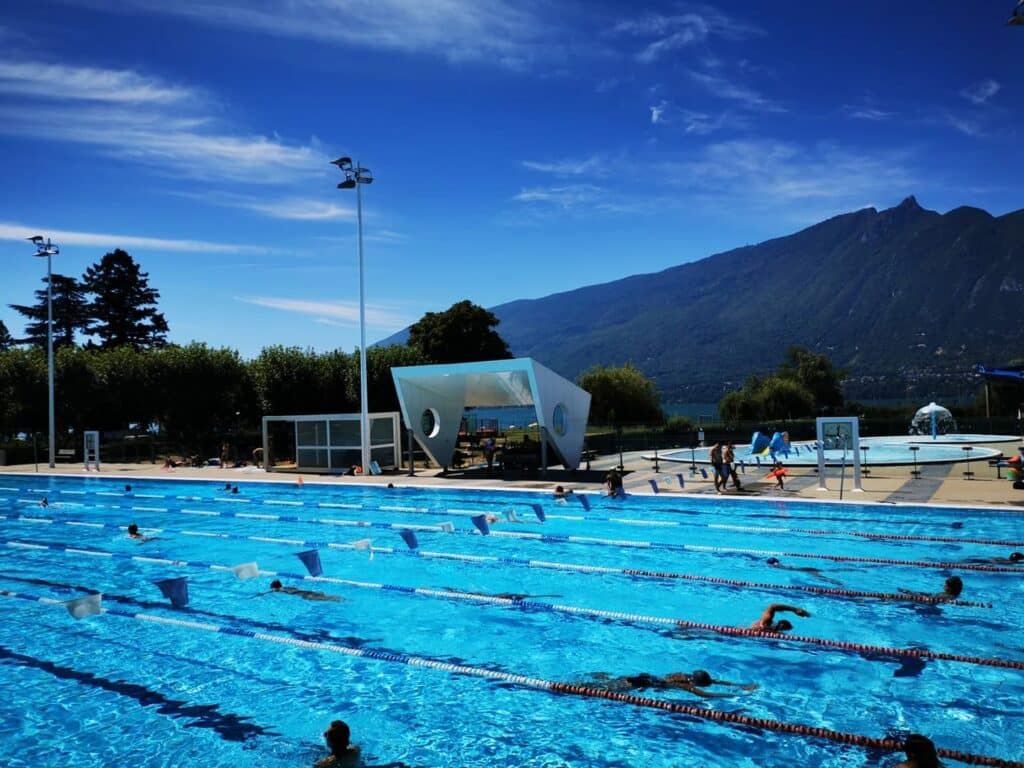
top-left (899, 575), bottom-right (963, 601)
top-left (895, 733), bottom-right (939, 768)
top-left (765, 557), bottom-right (844, 586)
top-left (964, 551), bottom-right (1023, 565)
top-left (750, 603), bottom-right (810, 632)
top-left (584, 669), bottom-right (757, 698)
top-left (126, 523), bottom-right (154, 542)
top-left (315, 719), bottom-right (361, 768)
top-left (268, 579), bottom-right (342, 602)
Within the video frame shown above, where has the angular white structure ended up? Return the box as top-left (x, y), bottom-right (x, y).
top-left (391, 358), bottom-right (591, 471)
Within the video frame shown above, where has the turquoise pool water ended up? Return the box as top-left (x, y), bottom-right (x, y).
top-left (658, 435), bottom-right (1013, 467)
top-left (0, 475), bottom-right (1022, 767)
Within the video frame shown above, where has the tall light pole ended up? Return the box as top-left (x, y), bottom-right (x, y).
top-left (332, 157), bottom-right (374, 475)
top-left (28, 235), bottom-right (59, 468)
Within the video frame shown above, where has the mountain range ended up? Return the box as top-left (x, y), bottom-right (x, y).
top-left (384, 198), bottom-right (1024, 402)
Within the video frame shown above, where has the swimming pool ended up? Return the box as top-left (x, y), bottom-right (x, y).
top-left (1, 475), bottom-right (1022, 767)
top-left (657, 435), bottom-right (1013, 467)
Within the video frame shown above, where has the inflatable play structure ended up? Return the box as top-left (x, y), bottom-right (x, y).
top-left (749, 431), bottom-right (791, 459)
top-left (909, 402), bottom-right (957, 439)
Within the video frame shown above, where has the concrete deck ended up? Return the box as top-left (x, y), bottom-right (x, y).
top-left (3, 440), bottom-right (1022, 509)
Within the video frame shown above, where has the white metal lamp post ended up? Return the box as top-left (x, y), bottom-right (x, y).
top-left (332, 157), bottom-right (374, 475)
top-left (28, 235), bottom-right (59, 468)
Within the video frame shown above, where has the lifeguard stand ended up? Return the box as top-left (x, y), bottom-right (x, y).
top-left (83, 431), bottom-right (100, 471)
top-left (815, 417), bottom-right (861, 492)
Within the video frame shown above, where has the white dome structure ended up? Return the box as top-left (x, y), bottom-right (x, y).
top-left (909, 402), bottom-right (957, 437)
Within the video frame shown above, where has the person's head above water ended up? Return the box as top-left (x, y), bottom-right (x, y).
top-left (944, 576), bottom-right (963, 597)
top-left (324, 720), bottom-right (352, 755)
top-left (128, 523), bottom-right (139, 535)
top-left (766, 557), bottom-right (780, 566)
top-left (903, 733), bottom-right (938, 767)
top-left (270, 579), bottom-right (283, 590)
top-left (772, 619), bottom-right (793, 631)
top-left (690, 669), bottom-right (713, 687)
top-left (1010, 552), bottom-right (1024, 562)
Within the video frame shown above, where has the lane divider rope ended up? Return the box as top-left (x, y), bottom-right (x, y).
top-left (707, 523), bottom-right (1024, 549)
top-left (0, 588), bottom-right (1018, 768)
top-left (0, 537), bottom-right (1014, 671)
top-left (10, 495), bottom-right (1019, 574)
top-left (0, 512), bottom-right (996, 609)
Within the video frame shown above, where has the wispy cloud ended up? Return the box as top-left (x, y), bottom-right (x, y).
top-left (0, 222), bottom-right (263, 253)
top-left (614, 6), bottom-right (762, 63)
top-left (521, 157), bottom-right (604, 176)
top-left (944, 112), bottom-right (984, 138)
top-left (961, 79), bottom-right (1000, 105)
top-left (649, 100), bottom-right (744, 134)
top-left (843, 106), bottom-right (893, 121)
top-left (0, 60), bottom-right (194, 104)
top-left (236, 295), bottom-right (408, 328)
top-left (79, 0), bottom-right (559, 70)
top-left (180, 192), bottom-right (356, 221)
top-left (0, 62), bottom-right (325, 184)
top-left (662, 139), bottom-right (918, 208)
top-left (689, 71), bottom-right (784, 112)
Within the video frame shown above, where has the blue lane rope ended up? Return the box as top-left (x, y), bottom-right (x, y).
top-left (0, 537), bottom-right (1003, 668)
top-left (0, 512), bottom-right (1003, 608)
top-left (0, 589), bottom-right (1018, 768)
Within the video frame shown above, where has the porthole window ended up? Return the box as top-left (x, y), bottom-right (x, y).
top-left (552, 403), bottom-right (568, 436)
top-left (421, 408), bottom-right (440, 438)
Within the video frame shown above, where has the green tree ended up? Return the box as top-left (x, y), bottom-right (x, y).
top-left (778, 346), bottom-right (845, 412)
top-left (347, 344), bottom-right (428, 412)
top-left (152, 344), bottom-right (248, 452)
top-left (82, 249), bottom-right (169, 349)
top-left (578, 363), bottom-right (663, 426)
top-left (407, 300), bottom-right (512, 364)
top-left (8, 273), bottom-right (89, 349)
top-left (0, 348), bottom-right (46, 436)
top-left (758, 375), bottom-right (815, 420)
top-left (0, 320), bottom-right (12, 351)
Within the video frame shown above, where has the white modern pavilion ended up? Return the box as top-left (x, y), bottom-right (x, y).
top-left (391, 358), bottom-right (591, 472)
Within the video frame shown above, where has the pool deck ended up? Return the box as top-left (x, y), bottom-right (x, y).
top-left (3, 439), bottom-right (1023, 509)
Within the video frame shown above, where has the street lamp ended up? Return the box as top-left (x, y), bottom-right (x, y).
top-left (332, 157), bottom-right (374, 475)
top-left (28, 235), bottom-right (58, 468)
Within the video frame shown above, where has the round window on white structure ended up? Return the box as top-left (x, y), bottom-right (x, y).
top-left (421, 408), bottom-right (440, 438)
top-left (552, 403), bottom-right (568, 436)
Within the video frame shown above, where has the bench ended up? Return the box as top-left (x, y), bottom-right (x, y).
top-left (56, 449), bottom-right (76, 463)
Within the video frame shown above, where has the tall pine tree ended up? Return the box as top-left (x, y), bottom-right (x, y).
top-left (8, 274), bottom-right (89, 349)
top-left (0, 320), bottom-right (12, 351)
top-left (81, 249), bottom-right (169, 349)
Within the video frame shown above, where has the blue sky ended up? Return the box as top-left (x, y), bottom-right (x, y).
top-left (0, 1), bottom-right (1020, 356)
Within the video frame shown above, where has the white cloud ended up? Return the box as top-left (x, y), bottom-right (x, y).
top-left (227, 197), bottom-right (354, 221)
top-left (663, 139), bottom-right (917, 206)
top-left (236, 296), bottom-right (408, 328)
top-left (614, 7), bottom-right (762, 63)
top-left (521, 157), bottom-right (604, 176)
top-left (689, 71), bottom-right (784, 112)
top-left (843, 106), bottom-right (893, 121)
top-left (0, 222), bottom-right (263, 253)
top-left (944, 112), bottom-right (984, 138)
top-left (961, 79), bottom-right (1000, 105)
top-left (0, 100), bottom-right (325, 185)
top-left (649, 101), bottom-right (744, 134)
top-left (0, 60), bottom-right (193, 104)
top-left (78, 0), bottom-right (556, 70)
top-left (513, 184), bottom-right (604, 209)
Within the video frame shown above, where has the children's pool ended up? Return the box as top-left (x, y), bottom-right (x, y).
top-left (0, 474), bottom-right (1022, 767)
top-left (658, 435), bottom-right (1013, 467)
